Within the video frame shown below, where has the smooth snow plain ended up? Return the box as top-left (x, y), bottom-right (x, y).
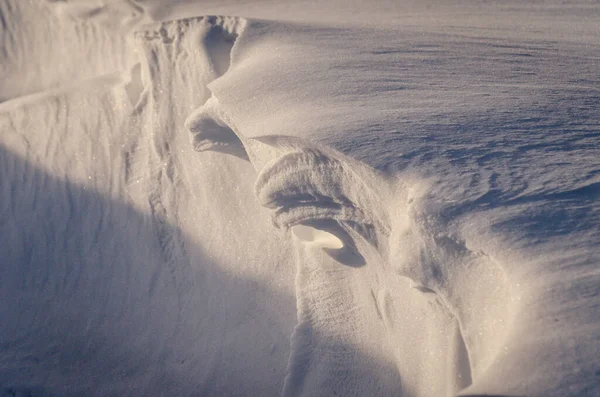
top-left (0, 1), bottom-right (599, 396)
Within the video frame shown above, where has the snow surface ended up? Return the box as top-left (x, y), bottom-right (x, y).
top-left (1, 1), bottom-right (599, 396)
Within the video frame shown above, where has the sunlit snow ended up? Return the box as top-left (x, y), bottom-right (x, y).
top-left (291, 225), bottom-right (344, 250)
top-left (1, 1), bottom-right (599, 397)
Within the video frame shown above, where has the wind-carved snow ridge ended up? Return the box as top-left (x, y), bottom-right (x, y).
top-left (186, 91), bottom-right (516, 397)
top-left (252, 143), bottom-right (508, 396)
top-left (253, 141), bottom-right (391, 248)
top-left (125, 16), bottom-right (247, 315)
top-left (183, 17), bottom-right (248, 160)
top-left (182, 17), bottom-right (518, 396)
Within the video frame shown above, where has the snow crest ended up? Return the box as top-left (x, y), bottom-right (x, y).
top-left (186, 86), bottom-right (517, 396)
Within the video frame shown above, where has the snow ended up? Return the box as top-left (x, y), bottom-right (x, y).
top-left (291, 225), bottom-right (344, 250)
top-left (1, 1), bottom-right (599, 396)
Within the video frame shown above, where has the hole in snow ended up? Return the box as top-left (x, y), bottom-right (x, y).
top-left (186, 110), bottom-right (249, 160)
top-left (203, 17), bottom-right (238, 77)
top-left (291, 224), bottom-right (344, 250)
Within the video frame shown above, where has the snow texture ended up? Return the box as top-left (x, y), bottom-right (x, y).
top-left (1, 1), bottom-right (599, 396)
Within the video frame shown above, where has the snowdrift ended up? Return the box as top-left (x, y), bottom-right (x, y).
top-left (1, 1), bottom-right (599, 396)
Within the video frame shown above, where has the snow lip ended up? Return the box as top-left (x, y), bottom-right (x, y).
top-left (291, 224), bottom-right (344, 250)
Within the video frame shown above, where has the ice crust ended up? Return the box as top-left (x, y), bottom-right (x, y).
top-left (1, 1), bottom-right (599, 397)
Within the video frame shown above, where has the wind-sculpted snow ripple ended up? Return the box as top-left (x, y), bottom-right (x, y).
top-left (254, 148), bottom-right (391, 248)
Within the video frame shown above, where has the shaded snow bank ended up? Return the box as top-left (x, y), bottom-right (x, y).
top-left (1, 15), bottom-right (297, 397)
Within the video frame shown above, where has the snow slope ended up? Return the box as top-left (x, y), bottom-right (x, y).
top-left (1, 1), bottom-right (599, 396)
